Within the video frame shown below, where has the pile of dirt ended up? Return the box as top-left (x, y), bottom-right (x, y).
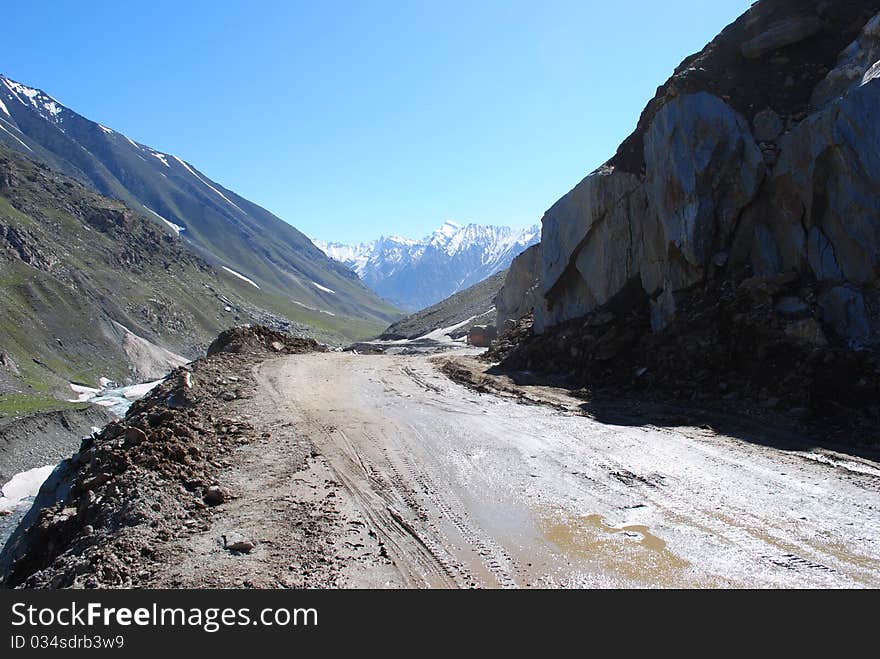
top-left (0, 326), bottom-right (324, 589)
top-left (206, 325), bottom-right (322, 357)
top-left (488, 276), bottom-right (880, 446)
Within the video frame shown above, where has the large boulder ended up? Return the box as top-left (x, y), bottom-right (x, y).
top-left (467, 325), bottom-right (497, 348)
top-left (644, 92), bottom-right (765, 275)
top-left (495, 244), bottom-right (543, 329)
top-left (734, 73), bottom-right (880, 349)
top-left (540, 166), bottom-right (642, 298)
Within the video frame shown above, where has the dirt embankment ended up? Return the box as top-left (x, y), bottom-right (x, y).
top-left (0, 326), bottom-right (332, 589)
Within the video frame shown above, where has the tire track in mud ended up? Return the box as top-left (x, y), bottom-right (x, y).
top-left (257, 353), bottom-right (880, 588)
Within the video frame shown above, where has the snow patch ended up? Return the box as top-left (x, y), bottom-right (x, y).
top-left (0, 121), bottom-right (32, 151)
top-left (151, 151), bottom-right (170, 168)
top-left (222, 266), bottom-right (261, 289)
top-left (98, 124), bottom-right (113, 134)
top-left (0, 96), bottom-right (8, 117)
top-left (143, 205), bottom-right (185, 236)
top-left (311, 281), bottom-right (336, 294)
top-left (417, 315), bottom-right (477, 343)
top-left (2, 78), bottom-right (63, 122)
top-left (172, 155), bottom-right (245, 214)
top-left (72, 379), bottom-right (164, 417)
top-left (68, 383), bottom-right (100, 403)
top-left (0, 464), bottom-right (57, 513)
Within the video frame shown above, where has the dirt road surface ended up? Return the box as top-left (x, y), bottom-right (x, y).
top-left (254, 351), bottom-right (880, 588)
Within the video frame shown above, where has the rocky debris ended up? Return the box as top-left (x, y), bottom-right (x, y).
top-left (493, 4), bottom-right (880, 431)
top-left (488, 276), bottom-right (880, 445)
top-left (0, 325), bottom-right (322, 589)
top-left (0, 406), bottom-right (115, 486)
top-left (0, 222), bottom-right (57, 272)
top-left (85, 206), bottom-right (134, 233)
top-left (467, 325), bottom-right (498, 348)
top-left (207, 325), bottom-right (322, 357)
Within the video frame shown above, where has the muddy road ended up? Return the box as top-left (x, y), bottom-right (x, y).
top-left (258, 351), bottom-right (880, 588)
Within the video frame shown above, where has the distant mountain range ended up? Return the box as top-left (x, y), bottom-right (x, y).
top-left (316, 221), bottom-right (539, 311)
top-left (0, 74), bottom-right (400, 336)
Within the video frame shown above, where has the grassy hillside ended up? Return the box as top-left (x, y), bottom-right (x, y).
top-left (0, 146), bottom-right (383, 419)
top-left (0, 75), bottom-right (402, 331)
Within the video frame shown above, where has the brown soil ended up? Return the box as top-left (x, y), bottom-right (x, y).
top-left (0, 326), bottom-right (388, 589)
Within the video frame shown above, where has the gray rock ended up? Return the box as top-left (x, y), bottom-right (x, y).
top-left (741, 17), bottom-right (825, 59)
top-left (775, 296), bottom-right (810, 318)
top-left (223, 532), bottom-right (255, 553)
top-left (540, 166), bottom-right (642, 298)
top-left (496, 243), bottom-right (542, 328)
top-left (0, 351), bottom-right (19, 376)
top-left (753, 108), bottom-right (784, 142)
top-left (644, 93), bottom-right (764, 272)
top-left (772, 76), bottom-right (880, 287)
top-left (807, 227), bottom-right (844, 282)
top-left (811, 13), bottom-right (880, 109)
top-left (818, 286), bottom-right (870, 347)
top-left (784, 318), bottom-right (828, 346)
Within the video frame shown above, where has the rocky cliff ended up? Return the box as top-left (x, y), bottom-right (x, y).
top-left (492, 1), bottom-right (880, 440)
top-left (500, 1), bottom-right (880, 348)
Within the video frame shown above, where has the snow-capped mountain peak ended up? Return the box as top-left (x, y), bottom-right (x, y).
top-left (314, 222), bottom-right (540, 311)
top-left (1, 77), bottom-right (65, 124)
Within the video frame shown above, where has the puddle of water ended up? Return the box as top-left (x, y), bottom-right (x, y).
top-left (538, 510), bottom-right (692, 587)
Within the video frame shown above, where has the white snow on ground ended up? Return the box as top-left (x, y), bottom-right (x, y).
top-left (311, 281), bottom-right (336, 294)
top-left (98, 124), bottom-right (113, 134)
top-left (68, 383), bottom-right (100, 403)
top-left (125, 135), bottom-right (141, 150)
top-left (2, 78), bottom-right (63, 121)
top-left (70, 379), bottom-right (164, 417)
top-left (222, 266), bottom-right (261, 289)
top-left (0, 121), bottom-right (32, 151)
top-left (151, 151), bottom-right (170, 167)
top-left (143, 205), bottom-right (185, 236)
top-left (0, 96), bottom-right (8, 116)
top-left (0, 464), bottom-right (57, 513)
top-left (172, 155), bottom-right (245, 214)
top-left (291, 300), bottom-right (336, 316)
top-left (417, 315), bottom-right (476, 343)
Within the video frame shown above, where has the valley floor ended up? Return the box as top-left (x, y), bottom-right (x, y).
top-left (162, 350), bottom-right (880, 588)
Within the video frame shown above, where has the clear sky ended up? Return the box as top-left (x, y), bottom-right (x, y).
top-left (4, 0), bottom-right (751, 244)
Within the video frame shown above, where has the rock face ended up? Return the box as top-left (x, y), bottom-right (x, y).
top-left (499, 0), bottom-right (880, 349)
top-left (496, 244), bottom-right (542, 330)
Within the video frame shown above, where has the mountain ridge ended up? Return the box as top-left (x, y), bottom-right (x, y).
top-left (316, 221), bottom-right (539, 311)
top-left (0, 73), bottom-right (401, 336)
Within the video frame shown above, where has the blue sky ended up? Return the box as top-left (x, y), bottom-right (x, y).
top-left (4, 0), bottom-right (751, 243)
